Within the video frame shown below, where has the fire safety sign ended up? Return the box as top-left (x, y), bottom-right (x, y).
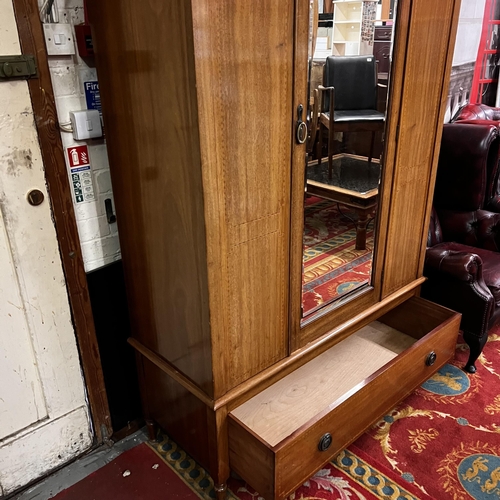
top-left (67, 145), bottom-right (95, 204)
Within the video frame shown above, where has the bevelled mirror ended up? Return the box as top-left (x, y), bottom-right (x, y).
top-left (301, 0), bottom-right (396, 319)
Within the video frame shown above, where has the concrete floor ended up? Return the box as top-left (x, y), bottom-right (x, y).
top-left (10, 429), bottom-right (148, 500)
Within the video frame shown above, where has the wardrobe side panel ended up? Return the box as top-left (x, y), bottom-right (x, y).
top-left (191, 1), bottom-right (295, 395)
top-left (381, 0), bottom-right (460, 297)
top-left (87, 0), bottom-right (213, 395)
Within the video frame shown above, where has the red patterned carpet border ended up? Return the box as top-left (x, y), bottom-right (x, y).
top-left (302, 197), bottom-right (374, 315)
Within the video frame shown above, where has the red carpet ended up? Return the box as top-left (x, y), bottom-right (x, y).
top-left (55, 329), bottom-right (500, 499)
top-left (53, 444), bottom-right (199, 500)
top-left (302, 196), bottom-right (374, 315)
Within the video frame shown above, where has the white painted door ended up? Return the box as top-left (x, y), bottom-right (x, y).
top-left (0, 1), bottom-right (92, 495)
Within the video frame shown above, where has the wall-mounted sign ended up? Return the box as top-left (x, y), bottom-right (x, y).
top-left (67, 145), bottom-right (95, 204)
top-left (84, 81), bottom-right (101, 114)
top-left (68, 145), bottom-right (89, 168)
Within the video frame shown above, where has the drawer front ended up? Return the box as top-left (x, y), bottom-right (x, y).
top-left (274, 309), bottom-right (459, 498)
top-left (374, 26), bottom-right (392, 40)
top-left (374, 41), bottom-right (391, 75)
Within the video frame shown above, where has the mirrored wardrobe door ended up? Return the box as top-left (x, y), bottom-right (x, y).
top-left (290, 0), bottom-right (460, 351)
top-left (289, 0), bottom-right (408, 350)
top-left (304, 0), bottom-right (401, 316)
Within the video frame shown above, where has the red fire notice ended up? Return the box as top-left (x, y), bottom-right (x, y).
top-left (67, 145), bottom-right (90, 168)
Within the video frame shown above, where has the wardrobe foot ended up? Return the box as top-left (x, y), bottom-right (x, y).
top-left (215, 483), bottom-right (227, 500)
top-left (145, 419), bottom-right (157, 441)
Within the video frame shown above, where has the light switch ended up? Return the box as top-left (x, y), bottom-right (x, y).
top-left (43, 24), bottom-right (75, 56)
top-left (54, 33), bottom-right (66, 45)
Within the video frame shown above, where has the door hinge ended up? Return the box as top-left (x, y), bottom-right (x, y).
top-left (0, 55), bottom-right (37, 80)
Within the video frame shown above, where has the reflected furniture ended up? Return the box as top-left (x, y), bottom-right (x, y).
top-left (306, 154), bottom-right (379, 250)
top-left (373, 25), bottom-right (393, 78)
top-left (331, 0), bottom-right (377, 56)
top-left (423, 208), bottom-right (500, 372)
top-left (88, 0), bottom-right (462, 499)
top-left (317, 55), bottom-right (385, 177)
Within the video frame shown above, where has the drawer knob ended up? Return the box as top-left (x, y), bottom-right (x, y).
top-left (426, 351), bottom-right (437, 366)
top-left (318, 433), bottom-right (332, 452)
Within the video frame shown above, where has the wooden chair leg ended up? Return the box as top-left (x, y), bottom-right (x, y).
top-left (355, 211), bottom-right (369, 250)
top-left (317, 123), bottom-right (323, 166)
top-left (146, 419), bottom-right (158, 441)
top-left (328, 123), bottom-right (335, 179)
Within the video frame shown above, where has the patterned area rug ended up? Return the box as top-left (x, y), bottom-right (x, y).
top-left (147, 329), bottom-right (500, 500)
top-left (353, 330), bottom-right (500, 500)
top-left (302, 196), bottom-right (374, 316)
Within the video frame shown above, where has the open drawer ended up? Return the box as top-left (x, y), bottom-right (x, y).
top-left (228, 296), bottom-right (461, 500)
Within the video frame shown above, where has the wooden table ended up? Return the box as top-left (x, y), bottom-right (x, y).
top-left (306, 154), bottom-right (379, 250)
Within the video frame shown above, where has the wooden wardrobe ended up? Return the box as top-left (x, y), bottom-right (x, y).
top-left (87, 0), bottom-right (462, 498)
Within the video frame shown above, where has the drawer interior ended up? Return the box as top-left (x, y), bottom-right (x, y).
top-left (230, 296), bottom-right (456, 448)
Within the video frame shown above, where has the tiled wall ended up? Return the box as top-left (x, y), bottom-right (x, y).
top-left (42, 0), bottom-right (121, 272)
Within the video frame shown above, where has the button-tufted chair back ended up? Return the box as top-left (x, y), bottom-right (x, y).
top-left (434, 123), bottom-right (499, 212)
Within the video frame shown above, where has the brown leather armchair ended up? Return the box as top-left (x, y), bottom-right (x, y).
top-left (422, 208), bottom-right (500, 373)
top-left (422, 122), bottom-right (500, 373)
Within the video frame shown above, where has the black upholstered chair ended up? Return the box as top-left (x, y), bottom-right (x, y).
top-left (317, 55), bottom-right (385, 177)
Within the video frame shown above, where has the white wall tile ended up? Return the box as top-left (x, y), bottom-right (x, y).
top-left (88, 143), bottom-right (110, 171)
top-left (54, 94), bottom-right (85, 123)
top-left (95, 170), bottom-right (112, 194)
top-left (50, 64), bottom-right (80, 97)
top-left (81, 235), bottom-right (121, 272)
top-left (75, 215), bottom-right (110, 242)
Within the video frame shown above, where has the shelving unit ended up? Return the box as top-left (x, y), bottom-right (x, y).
top-left (331, 0), bottom-right (377, 56)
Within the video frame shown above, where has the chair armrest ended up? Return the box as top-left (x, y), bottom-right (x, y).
top-left (423, 245), bottom-right (494, 338)
top-left (437, 209), bottom-right (500, 252)
top-left (307, 88), bottom-right (320, 153)
top-left (318, 85), bottom-right (334, 116)
top-left (425, 246), bottom-right (482, 282)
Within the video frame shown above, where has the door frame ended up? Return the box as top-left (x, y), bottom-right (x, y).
top-left (11, 0), bottom-right (112, 443)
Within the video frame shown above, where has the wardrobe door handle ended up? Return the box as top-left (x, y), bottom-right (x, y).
top-left (296, 104), bottom-right (307, 144)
